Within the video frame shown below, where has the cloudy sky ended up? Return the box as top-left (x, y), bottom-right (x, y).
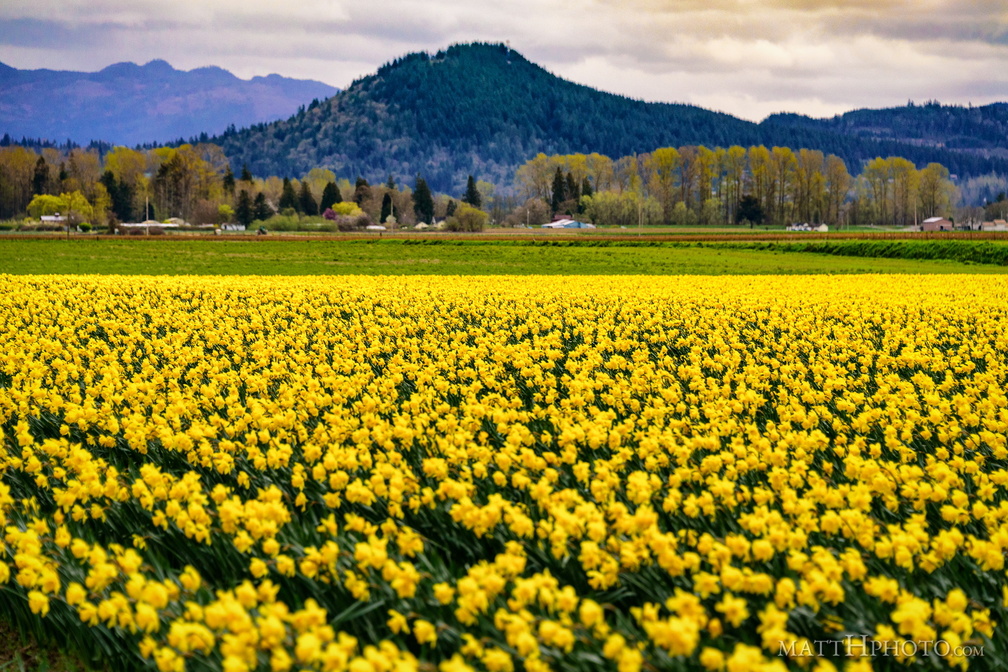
top-left (1, 0), bottom-right (1006, 121)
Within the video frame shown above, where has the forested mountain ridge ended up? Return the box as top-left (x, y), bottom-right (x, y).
top-left (764, 102), bottom-right (1008, 156)
top-left (213, 43), bottom-right (1008, 193)
top-left (0, 60), bottom-right (338, 147)
top-left (215, 43), bottom-right (762, 192)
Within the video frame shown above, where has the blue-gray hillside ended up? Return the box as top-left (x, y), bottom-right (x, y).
top-left (0, 60), bottom-right (338, 146)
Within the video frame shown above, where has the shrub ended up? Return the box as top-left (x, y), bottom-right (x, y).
top-left (325, 202), bottom-right (366, 218)
top-left (257, 214), bottom-right (302, 232)
top-left (26, 194), bottom-right (65, 218)
top-left (444, 203), bottom-right (488, 232)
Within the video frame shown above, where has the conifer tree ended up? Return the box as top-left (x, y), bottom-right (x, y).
top-left (235, 189), bottom-right (254, 226)
top-left (565, 172), bottom-right (579, 204)
top-left (32, 156), bottom-right (49, 196)
top-left (550, 167), bottom-right (566, 214)
top-left (353, 177), bottom-right (371, 205)
top-left (579, 177), bottom-right (593, 214)
top-left (463, 175), bottom-right (481, 208)
top-left (380, 193), bottom-right (393, 223)
top-left (736, 194), bottom-right (764, 227)
top-left (240, 165), bottom-right (253, 182)
top-left (412, 176), bottom-right (435, 223)
top-left (253, 192), bottom-right (272, 221)
top-left (320, 182), bottom-right (341, 211)
top-left (100, 170), bottom-right (133, 222)
top-left (299, 181), bottom-right (318, 216)
top-left (222, 165), bottom-right (235, 195)
top-left (278, 178), bottom-right (299, 212)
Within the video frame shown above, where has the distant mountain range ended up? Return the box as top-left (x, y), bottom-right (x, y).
top-left (0, 60), bottom-right (338, 146)
top-left (206, 43), bottom-right (1008, 193)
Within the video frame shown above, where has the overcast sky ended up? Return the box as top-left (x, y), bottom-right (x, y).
top-left (1, 0), bottom-right (1006, 121)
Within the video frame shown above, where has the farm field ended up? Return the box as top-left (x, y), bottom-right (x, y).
top-left (2, 238), bottom-right (1008, 276)
top-left (1, 274), bottom-right (1007, 671)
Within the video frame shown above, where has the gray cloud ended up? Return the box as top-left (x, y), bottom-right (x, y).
top-left (0, 0), bottom-right (1006, 121)
top-left (0, 19), bottom-right (102, 50)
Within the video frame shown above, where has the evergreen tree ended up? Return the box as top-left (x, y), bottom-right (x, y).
top-left (253, 192), bottom-right (273, 221)
top-left (222, 165), bottom-right (235, 195)
top-left (353, 177), bottom-right (371, 205)
top-left (579, 177), bottom-right (593, 214)
top-left (278, 178), bottom-right (299, 212)
top-left (299, 181), bottom-right (318, 216)
top-left (32, 156), bottom-right (49, 196)
top-left (565, 172), bottom-right (579, 204)
top-left (380, 193), bottom-right (393, 223)
top-left (240, 165), bottom-right (253, 182)
top-left (100, 169), bottom-right (133, 222)
top-left (463, 175), bottom-right (481, 208)
top-left (99, 169), bottom-right (118, 214)
top-left (386, 175), bottom-right (396, 190)
top-left (320, 182), bottom-right (341, 211)
top-left (550, 167), bottom-right (566, 214)
top-left (412, 176), bottom-right (435, 223)
top-left (235, 189), bottom-right (254, 227)
top-left (446, 199), bottom-right (457, 217)
top-left (736, 194), bottom-right (764, 227)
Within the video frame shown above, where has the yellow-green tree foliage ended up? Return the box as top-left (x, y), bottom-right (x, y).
top-left (514, 147), bottom-right (956, 228)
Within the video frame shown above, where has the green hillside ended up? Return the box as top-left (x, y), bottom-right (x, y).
top-left (211, 43), bottom-right (1008, 193)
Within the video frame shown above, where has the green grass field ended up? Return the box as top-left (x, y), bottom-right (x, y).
top-left (2, 238), bottom-right (1006, 275)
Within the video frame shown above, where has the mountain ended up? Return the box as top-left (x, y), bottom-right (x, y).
top-left (211, 43), bottom-right (1008, 193)
top-left (763, 102), bottom-right (1008, 159)
top-left (0, 60), bottom-right (338, 146)
top-left (215, 43), bottom-right (763, 191)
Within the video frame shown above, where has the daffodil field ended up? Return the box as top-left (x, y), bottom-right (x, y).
top-left (1, 274), bottom-right (1007, 672)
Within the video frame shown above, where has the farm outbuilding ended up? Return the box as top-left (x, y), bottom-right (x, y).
top-left (541, 219), bottom-right (595, 229)
top-left (921, 217), bottom-right (952, 231)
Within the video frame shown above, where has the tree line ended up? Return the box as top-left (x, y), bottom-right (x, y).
top-left (0, 142), bottom-right (496, 231)
top-left (515, 147), bottom-right (958, 228)
top-left (0, 137), bottom-right (959, 232)
top-left (0, 143), bottom-right (233, 225)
